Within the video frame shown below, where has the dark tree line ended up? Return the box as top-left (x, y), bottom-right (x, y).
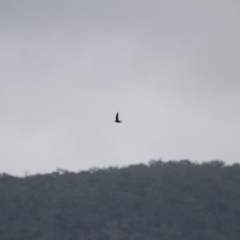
top-left (0, 160), bottom-right (240, 240)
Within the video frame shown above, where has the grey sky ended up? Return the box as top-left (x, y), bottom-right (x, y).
top-left (1, 1), bottom-right (240, 176)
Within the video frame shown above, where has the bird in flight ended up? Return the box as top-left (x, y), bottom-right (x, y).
top-left (115, 112), bottom-right (122, 123)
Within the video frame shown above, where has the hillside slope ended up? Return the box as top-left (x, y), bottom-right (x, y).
top-left (0, 160), bottom-right (240, 240)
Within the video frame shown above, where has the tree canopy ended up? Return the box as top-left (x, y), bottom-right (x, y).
top-left (0, 160), bottom-right (240, 240)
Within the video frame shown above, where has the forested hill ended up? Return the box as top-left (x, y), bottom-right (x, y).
top-left (1, 160), bottom-right (240, 240)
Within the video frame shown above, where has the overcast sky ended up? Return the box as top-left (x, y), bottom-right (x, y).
top-left (1, 1), bottom-right (240, 176)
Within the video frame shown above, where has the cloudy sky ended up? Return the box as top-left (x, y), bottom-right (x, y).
top-left (1, 1), bottom-right (240, 176)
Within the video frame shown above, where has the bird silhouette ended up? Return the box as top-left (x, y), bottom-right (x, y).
top-left (115, 112), bottom-right (122, 123)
